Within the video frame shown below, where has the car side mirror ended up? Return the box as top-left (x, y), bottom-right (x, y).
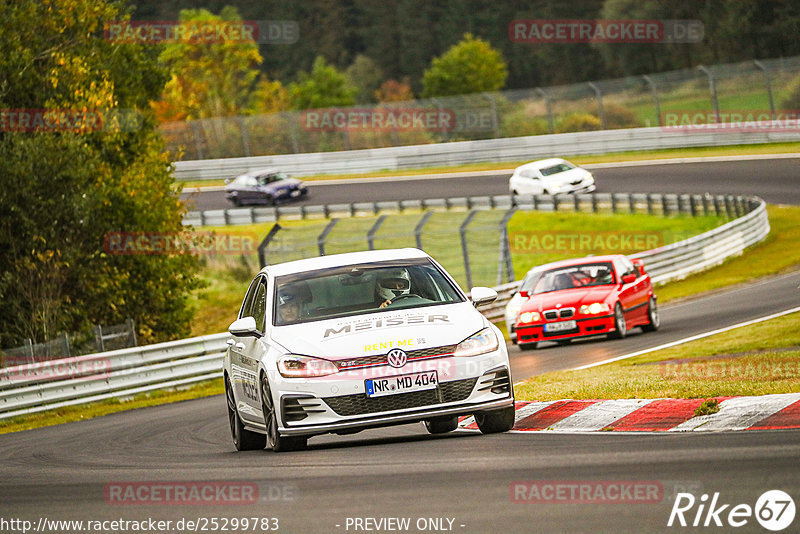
top-left (632, 258), bottom-right (646, 275)
top-left (228, 316), bottom-right (262, 338)
top-left (470, 286), bottom-right (498, 307)
top-left (621, 273), bottom-right (636, 284)
top-left (519, 290), bottom-right (529, 298)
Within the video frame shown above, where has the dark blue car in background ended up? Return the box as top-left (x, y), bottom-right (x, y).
top-left (224, 169), bottom-right (308, 206)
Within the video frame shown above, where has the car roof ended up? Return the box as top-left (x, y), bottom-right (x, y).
top-left (261, 248), bottom-right (431, 277)
top-left (525, 254), bottom-right (624, 274)
top-left (515, 158), bottom-right (569, 171)
top-left (240, 168), bottom-right (279, 177)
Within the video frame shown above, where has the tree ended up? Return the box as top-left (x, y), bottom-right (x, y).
top-left (421, 33), bottom-right (508, 98)
top-left (375, 79), bottom-right (415, 102)
top-left (154, 7), bottom-right (287, 121)
top-left (0, 0), bottom-right (202, 348)
top-left (346, 54), bottom-right (384, 104)
top-left (288, 56), bottom-right (358, 110)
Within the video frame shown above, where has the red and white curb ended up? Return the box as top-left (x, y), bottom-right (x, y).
top-left (459, 393), bottom-right (800, 432)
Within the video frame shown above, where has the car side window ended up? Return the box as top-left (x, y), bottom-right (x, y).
top-left (251, 279), bottom-right (268, 332)
top-left (239, 277), bottom-right (262, 319)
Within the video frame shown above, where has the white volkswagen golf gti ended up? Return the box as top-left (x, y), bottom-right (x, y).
top-left (224, 248), bottom-right (515, 452)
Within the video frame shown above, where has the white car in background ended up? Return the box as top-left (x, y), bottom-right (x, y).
top-left (509, 158), bottom-right (595, 196)
top-left (224, 248), bottom-right (516, 452)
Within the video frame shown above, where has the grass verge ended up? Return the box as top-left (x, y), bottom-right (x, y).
top-left (177, 142), bottom-right (800, 188)
top-left (0, 379), bottom-right (223, 435)
top-left (514, 312), bottom-right (800, 401)
top-left (656, 205), bottom-right (800, 304)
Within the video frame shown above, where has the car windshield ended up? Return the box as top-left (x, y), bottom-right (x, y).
top-left (539, 162), bottom-right (575, 176)
top-left (273, 258), bottom-right (464, 326)
top-left (532, 262), bottom-right (615, 294)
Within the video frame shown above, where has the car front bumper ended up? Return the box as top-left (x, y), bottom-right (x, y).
top-left (263, 351), bottom-right (514, 437)
top-left (517, 314), bottom-right (614, 344)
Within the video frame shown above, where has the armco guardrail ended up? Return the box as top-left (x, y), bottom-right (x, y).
top-left (174, 123), bottom-right (800, 181)
top-left (0, 195), bottom-right (768, 419)
top-left (185, 191), bottom-right (747, 227)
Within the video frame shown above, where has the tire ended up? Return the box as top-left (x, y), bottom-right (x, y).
top-left (641, 296), bottom-right (660, 332)
top-left (424, 416), bottom-right (459, 434)
top-left (225, 376), bottom-right (265, 451)
top-left (263, 194), bottom-right (275, 206)
top-left (475, 405), bottom-right (515, 434)
top-left (231, 196), bottom-right (242, 207)
top-left (608, 302), bottom-right (627, 340)
top-left (518, 341), bottom-right (538, 351)
top-left (260, 373), bottom-right (307, 452)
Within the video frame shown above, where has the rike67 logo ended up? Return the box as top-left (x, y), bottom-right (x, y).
top-left (668, 490), bottom-right (795, 531)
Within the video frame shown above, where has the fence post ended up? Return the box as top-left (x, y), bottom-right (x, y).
top-left (459, 210), bottom-right (478, 290)
top-left (258, 223), bottom-right (282, 268)
top-left (535, 88), bottom-right (555, 134)
top-left (697, 66), bottom-right (721, 123)
top-left (588, 82), bottom-right (606, 130)
top-left (237, 116), bottom-right (252, 157)
top-left (642, 75), bottom-right (662, 126)
top-left (367, 215), bottom-right (388, 250)
top-left (753, 60), bottom-right (776, 120)
top-left (126, 318), bottom-right (138, 347)
top-left (482, 92), bottom-right (500, 138)
top-left (414, 211), bottom-right (435, 250)
top-left (318, 218), bottom-right (339, 256)
top-left (94, 325), bottom-right (105, 353)
top-left (497, 207), bottom-right (517, 285)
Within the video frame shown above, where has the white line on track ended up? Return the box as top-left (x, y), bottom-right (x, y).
top-left (571, 305), bottom-right (800, 371)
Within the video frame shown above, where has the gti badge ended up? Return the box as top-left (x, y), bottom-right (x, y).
top-left (387, 348), bottom-right (408, 368)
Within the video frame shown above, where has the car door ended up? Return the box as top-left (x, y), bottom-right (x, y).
top-left (614, 258), bottom-right (638, 321)
top-left (230, 275), bottom-right (268, 423)
top-left (616, 257), bottom-right (648, 323)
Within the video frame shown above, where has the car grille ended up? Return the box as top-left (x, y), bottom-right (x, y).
top-left (543, 308), bottom-right (574, 320)
top-left (322, 377), bottom-right (478, 416)
top-left (334, 344), bottom-right (457, 370)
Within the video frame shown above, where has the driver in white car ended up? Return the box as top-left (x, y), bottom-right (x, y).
top-left (377, 269), bottom-right (411, 308)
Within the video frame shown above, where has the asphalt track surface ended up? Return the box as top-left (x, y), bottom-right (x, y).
top-left (181, 157), bottom-right (800, 210)
top-left (2, 157), bottom-right (800, 533)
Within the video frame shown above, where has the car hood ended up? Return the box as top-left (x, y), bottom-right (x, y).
top-left (269, 303), bottom-right (486, 359)
top-left (541, 168), bottom-right (591, 185)
top-left (521, 286), bottom-right (616, 312)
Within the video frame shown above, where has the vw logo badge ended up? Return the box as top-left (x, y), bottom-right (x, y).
top-left (387, 348), bottom-right (407, 368)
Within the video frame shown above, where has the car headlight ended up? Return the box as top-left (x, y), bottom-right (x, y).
top-left (277, 354), bottom-right (338, 378)
top-left (518, 311), bottom-right (541, 323)
top-left (579, 302), bottom-right (610, 315)
top-left (453, 328), bottom-right (499, 357)
top-left (506, 303), bottom-right (521, 318)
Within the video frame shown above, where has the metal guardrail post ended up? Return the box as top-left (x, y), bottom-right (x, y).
top-left (414, 211), bottom-right (435, 250)
top-left (753, 60), bottom-right (776, 120)
top-left (258, 223), bottom-right (282, 268)
top-left (697, 66), bottom-right (721, 123)
top-left (628, 194), bottom-right (636, 214)
top-left (642, 75), bottom-right (662, 127)
top-left (497, 207), bottom-right (517, 285)
top-left (588, 82), bottom-right (606, 130)
top-left (318, 218), bottom-right (339, 256)
top-left (459, 210), bottom-right (478, 290)
top-left (367, 215), bottom-right (388, 250)
top-left (592, 193), bottom-right (598, 213)
top-left (535, 88), bottom-right (555, 134)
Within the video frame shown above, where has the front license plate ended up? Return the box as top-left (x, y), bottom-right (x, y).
top-left (365, 371), bottom-right (438, 398)
top-left (544, 320), bottom-right (577, 332)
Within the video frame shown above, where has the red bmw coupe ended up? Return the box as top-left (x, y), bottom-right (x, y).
top-left (514, 254), bottom-right (659, 350)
